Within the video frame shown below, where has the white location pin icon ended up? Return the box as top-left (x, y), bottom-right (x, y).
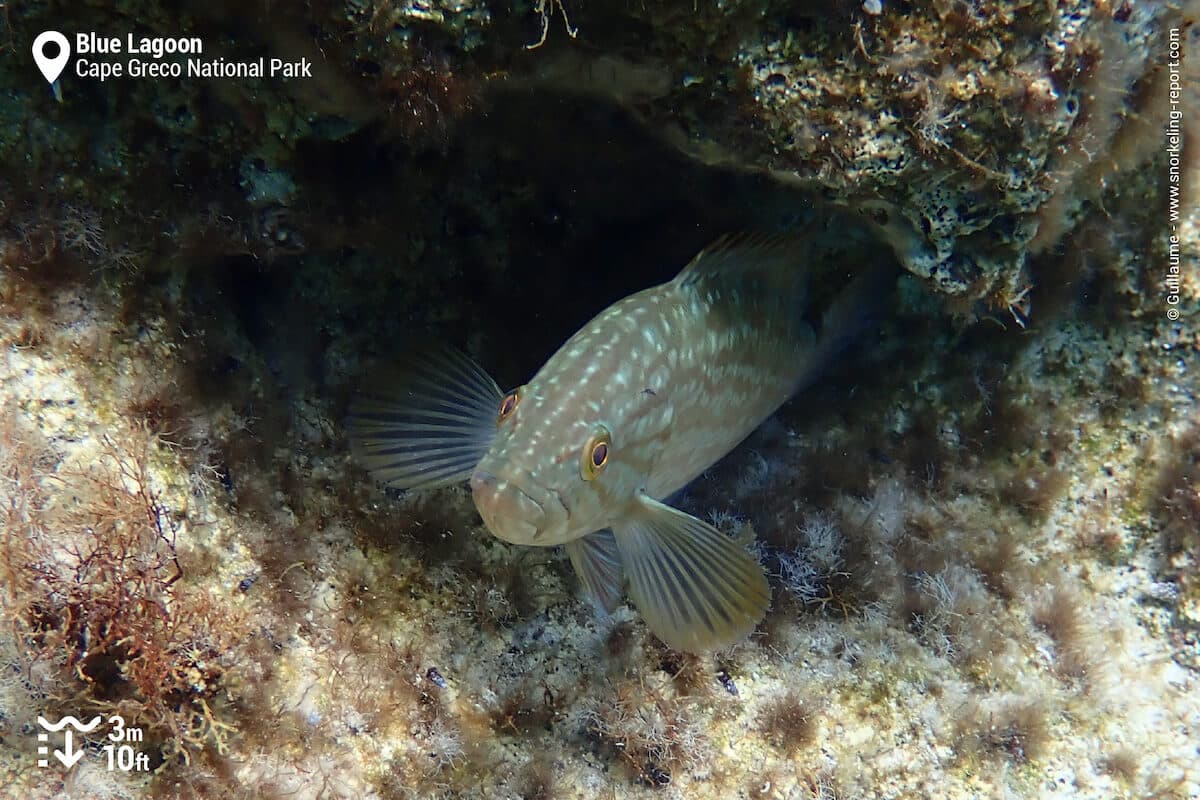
top-left (32, 31), bottom-right (70, 85)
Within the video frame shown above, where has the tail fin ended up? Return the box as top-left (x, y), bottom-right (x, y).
top-left (800, 264), bottom-right (893, 390)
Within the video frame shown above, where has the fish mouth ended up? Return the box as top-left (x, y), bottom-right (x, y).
top-left (470, 469), bottom-right (547, 544)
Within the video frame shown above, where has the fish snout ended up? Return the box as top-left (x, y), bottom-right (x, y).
top-left (470, 469), bottom-right (544, 543)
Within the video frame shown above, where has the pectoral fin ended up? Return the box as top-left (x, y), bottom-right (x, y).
top-left (348, 343), bottom-right (502, 491)
top-left (614, 495), bottom-right (770, 653)
top-left (565, 530), bottom-right (623, 614)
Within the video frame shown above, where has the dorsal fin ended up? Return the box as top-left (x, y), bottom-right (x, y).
top-left (672, 233), bottom-right (809, 346)
top-left (672, 233), bottom-right (802, 293)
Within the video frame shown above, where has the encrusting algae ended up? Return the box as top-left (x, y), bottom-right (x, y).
top-left (350, 234), bottom-right (883, 653)
top-left (0, 1), bottom-right (1194, 796)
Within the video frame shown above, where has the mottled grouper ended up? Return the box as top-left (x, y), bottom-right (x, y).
top-left (349, 235), bottom-right (874, 653)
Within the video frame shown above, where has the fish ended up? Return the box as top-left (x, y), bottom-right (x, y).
top-left (348, 234), bottom-right (876, 653)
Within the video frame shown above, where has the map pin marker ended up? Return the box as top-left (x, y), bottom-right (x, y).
top-left (32, 31), bottom-right (70, 85)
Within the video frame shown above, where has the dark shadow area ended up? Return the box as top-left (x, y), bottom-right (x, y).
top-left (181, 89), bottom-right (899, 403)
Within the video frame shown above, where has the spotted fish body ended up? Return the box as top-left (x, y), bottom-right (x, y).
top-left (351, 236), bottom-right (861, 653)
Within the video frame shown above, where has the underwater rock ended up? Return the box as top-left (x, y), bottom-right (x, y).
top-left (493, 1), bottom-right (1184, 311)
top-left (0, 1), bottom-right (1196, 799)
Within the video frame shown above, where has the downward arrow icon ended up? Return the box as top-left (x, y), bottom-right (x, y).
top-left (54, 730), bottom-right (85, 768)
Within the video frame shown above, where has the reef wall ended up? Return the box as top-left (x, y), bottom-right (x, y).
top-left (0, 1), bottom-right (1197, 799)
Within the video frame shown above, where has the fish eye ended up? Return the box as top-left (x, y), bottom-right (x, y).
top-left (498, 388), bottom-right (521, 422)
top-left (581, 426), bottom-right (612, 480)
